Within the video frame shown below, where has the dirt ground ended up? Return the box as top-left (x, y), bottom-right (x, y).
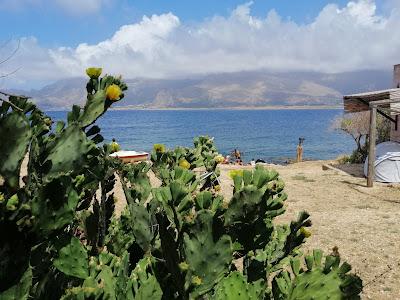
top-left (21, 158), bottom-right (400, 299)
top-left (217, 161), bottom-right (400, 300)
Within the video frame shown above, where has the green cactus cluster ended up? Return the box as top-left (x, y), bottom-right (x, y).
top-left (0, 69), bottom-right (362, 299)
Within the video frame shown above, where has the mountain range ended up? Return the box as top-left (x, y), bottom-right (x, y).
top-left (7, 70), bottom-right (393, 110)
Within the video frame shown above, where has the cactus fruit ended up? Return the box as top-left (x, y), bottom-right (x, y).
top-left (53, 237), bottom-right (88, 279)
top-left (272, 249), bottom-right (363, 300)
top-left (183, 210), bottom-right (233, 298)
top-left (0, 111), bottom-right (32, 188)
top-left (212, 271), bottom-right (265, 300)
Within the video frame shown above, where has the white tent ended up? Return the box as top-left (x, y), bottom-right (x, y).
top-left (364, 141), bottom-right (400, 183)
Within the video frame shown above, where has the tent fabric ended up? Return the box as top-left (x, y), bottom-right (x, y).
top-left (364, 141), bottom-right (400, 183)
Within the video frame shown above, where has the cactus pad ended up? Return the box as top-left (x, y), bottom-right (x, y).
top-left (31, 175), bottom-right (79, 234)
top-left (54, 237), bottom-right (88, 279)
top-left (212, 271), bottom-right (265, 300)
top-left (272, 249), bottom-right (362, 299)
top-left (183, 210), bottom-right (232, 298)
top-left (43, 124), bottom-right (95, 180)
top-left (0, 112), bottom-right (32, 188)
top-left (0, 265), bottom-right (32, 300)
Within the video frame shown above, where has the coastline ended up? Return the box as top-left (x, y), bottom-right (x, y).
top-left (110, 105), bottom-right (342, 111)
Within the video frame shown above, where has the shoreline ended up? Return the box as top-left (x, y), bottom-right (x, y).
top-left (110, 105), bottom-right (342, 111)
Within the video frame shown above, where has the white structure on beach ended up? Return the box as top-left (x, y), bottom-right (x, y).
top-left (344, 64), bottom-right (400, 186)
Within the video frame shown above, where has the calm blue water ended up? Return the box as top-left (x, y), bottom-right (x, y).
top-left (48, 109), bottom-right (354, 163)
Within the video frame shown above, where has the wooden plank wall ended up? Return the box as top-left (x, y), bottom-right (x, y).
top-left (391, 65), bottom-right (400, 141)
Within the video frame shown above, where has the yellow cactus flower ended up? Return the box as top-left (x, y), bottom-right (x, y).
top-left (228, 169), bottom-right (244, 179)
top-left (214, 185), bottom-right (221, 191)
top-left (6, 194), bottom-right (19, 211)
top-left (179, 262), bottom-right (189, 271)
top-left (86, 67), bottom-right (102, 79)
top-left (106, 84), bottom-right (122, 101)
top-left (179, 159), bottom-right (191, 169)
top-left (300, 227), bottom-right (311, 238)
top-left (153, 144), bottom-right (166, 153)
top-left (215, 155), bottom-right (224, 164)
top-left (191, 276), bottom-right (202, 286)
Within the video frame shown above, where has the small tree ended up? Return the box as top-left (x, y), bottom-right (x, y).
top-left (332, 111), bottom-right (390, 163)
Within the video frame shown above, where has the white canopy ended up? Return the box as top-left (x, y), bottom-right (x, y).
top-left (364, 142), bottom-right (400, 183)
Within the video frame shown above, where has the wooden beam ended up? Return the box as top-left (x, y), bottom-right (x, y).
top-left (358, 98), bottom-right (397, 123)
top-left (369, 98), bottom-right (400, 106)
top-left (367, 107), bottom-right (377, 187)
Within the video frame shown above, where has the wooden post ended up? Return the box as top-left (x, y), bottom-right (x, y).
top-left (367, 106), bottom-right (377, 187)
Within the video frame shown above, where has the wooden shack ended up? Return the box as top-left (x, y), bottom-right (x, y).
top-left (343, 65), bottom-right (400, 187)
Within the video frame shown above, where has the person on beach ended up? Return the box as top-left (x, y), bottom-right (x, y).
top-left (232, 149), bottom-right (242, 165)
top-left (110, 138), bottom-right (121, 153)
top-left (296, 137), bottom-right (305, 162)
top-left (223, 155), bottom-right (230, 164)
top-left (250, 158), bottom-right (256, 166)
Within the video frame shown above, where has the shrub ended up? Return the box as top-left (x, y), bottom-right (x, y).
top-left (332, 111), bottom-right (390, 163)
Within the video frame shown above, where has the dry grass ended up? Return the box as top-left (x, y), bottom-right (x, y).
top-left (217, 161), bottom-right (400, 300)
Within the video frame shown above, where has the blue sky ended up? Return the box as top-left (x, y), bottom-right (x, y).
top-left (0, 0), bottom-right (377, 47)
top-left (0, 0), bottom-right (399, 88)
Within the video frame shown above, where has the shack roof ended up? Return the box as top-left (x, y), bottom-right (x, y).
top-left (343, 88), bottom-right (400, 113)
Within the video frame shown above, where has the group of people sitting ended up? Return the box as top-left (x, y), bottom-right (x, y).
top-left (220, 149), bottom-right (266, 166)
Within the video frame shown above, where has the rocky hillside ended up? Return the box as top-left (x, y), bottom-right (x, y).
top-left (8, 70), bottom-right (392, 110)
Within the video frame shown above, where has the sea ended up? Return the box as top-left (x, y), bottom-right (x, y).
top-left (48, 109), bottom-right (354, 164)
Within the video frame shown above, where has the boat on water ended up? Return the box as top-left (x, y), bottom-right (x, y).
top-left (109, 150), bottom-right (149, 163)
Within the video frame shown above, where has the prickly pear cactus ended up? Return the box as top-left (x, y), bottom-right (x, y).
top-left (128, 202), bottom-right (156, 253)
top-left (272, 249), bottom-right (363, 300)
top-left (31, 175), bottom-right (80, 234)
top-left (79, 72), bottom-right (127, 128)
top-left (53, 237), bottom-right (88, 279)
top-left (183, 211), bottom-right (233, 298)
top-left (131, 257), bottom-right (162, 300)
top-left (212, 271), bottom-right (265, 300)
top-left (0, 111), bottom-right (32, 188)
top-left (223, 166), bottom-right (287, 253)
top-left (42, 124), bottom-right (95, 180)
top-left (0, 266), bottom-right (32, 300)
top-left (119, 162), bottom-right (152, 204)
top-left (0, 70), bottom-right (363, 300)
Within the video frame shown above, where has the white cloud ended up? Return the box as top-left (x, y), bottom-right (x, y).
top-left (2, 0), bottom-right (400, 88)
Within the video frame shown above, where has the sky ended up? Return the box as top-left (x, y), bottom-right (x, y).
top-left (0, 0), bottom-right (399, 88)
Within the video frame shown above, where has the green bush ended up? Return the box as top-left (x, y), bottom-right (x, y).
top-left (0, 71), bottom-right (362, 299)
